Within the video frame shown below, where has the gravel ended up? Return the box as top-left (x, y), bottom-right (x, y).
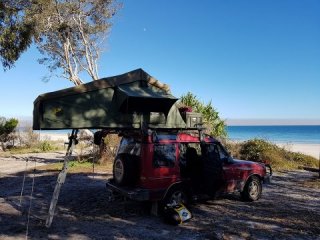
top-left (0, 154), bottom-right (319, 240)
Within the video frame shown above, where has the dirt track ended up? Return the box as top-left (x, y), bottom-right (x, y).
top-left (0, 154), bottom-right (320, 240)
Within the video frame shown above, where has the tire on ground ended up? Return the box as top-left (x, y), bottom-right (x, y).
top-left (113, 154), bottom-right (139, 186)
top-left (240, 176), bottom-right (262, 201)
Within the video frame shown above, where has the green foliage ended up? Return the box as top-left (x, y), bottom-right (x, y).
top-left (0, 117), bottom-right (19, 150)
top-left (28, 0), bottom-right (120, 84)
top-left (239, 138), bottom-right (276, 162)
top-left (226, 138), bottom-right (319, 171)
top-left (69, 160), bottom-right (92, 168)
top-left (38, 140), bottom-right (55, 152)
top-left (1, 0), bottom-right (120, 82)
top-left (180, 92), bottom-right (227, 137)
top-left (0, 0), bottom-right (34, 70)
top-left (0, 117), bottom-right (19, 136)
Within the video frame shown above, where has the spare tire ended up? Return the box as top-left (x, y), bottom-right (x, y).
top-left (113, 154), bottom-right (139, 186)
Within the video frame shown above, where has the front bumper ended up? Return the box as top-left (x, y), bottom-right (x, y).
top-left (263, 164), bottom-right (272, 184)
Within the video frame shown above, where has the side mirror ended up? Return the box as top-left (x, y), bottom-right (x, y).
top-left (226, 156), bottom-right (233, 164)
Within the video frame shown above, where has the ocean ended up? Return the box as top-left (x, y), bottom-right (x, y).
top-left (227, 125), bottom-right (320, 144)
top-left (30, 125), bottom-right (320, 144)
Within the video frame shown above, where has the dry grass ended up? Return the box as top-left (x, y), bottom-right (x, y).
top-left (225, 139), bottom-right (319, 171)
top-left (38, 160), bottom-right (113, 174)
top-left (0, 141), bottom-right (64, 156)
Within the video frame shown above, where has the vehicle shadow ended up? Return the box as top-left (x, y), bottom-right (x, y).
top-left (191, 172), bottom-right (320, 239)
top-left (1, 168), bottom-right (211, 240)
top-left (1, 169), bottom-right (319, 239)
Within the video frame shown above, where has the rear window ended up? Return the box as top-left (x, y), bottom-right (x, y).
top-left (153, 144), bottom-right (176, 168)
top-left (117, 137), bottom-right (141, 157)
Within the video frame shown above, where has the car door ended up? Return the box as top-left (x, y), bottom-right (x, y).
top-left (201, 143), bottom-right (225, 196)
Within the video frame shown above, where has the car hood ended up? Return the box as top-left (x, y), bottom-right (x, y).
top-left (232, 159), bottom-right (265, 170)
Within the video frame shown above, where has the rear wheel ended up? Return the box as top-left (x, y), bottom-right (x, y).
top-left (162, 186), bottom-right (189, 207)
top-left (241, 176), bottom-right (262, 201)
top-left (161, 186), bottom-right (191, 225)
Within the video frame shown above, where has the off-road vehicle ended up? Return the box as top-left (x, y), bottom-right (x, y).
top-left (106, 129), bottom-right (272, 207)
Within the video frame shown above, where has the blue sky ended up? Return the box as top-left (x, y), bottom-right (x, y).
top-left (0, 0), bottom-right (319, 124)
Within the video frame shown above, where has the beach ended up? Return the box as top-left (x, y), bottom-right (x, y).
top-left (39, 132), bottom-right (69, 142)
top-left (1, 133), bottom-right (320, 239)
top-left (277, 143), bottom-right (320, 159)
top-left (39, 132), bottom-right (320, 159)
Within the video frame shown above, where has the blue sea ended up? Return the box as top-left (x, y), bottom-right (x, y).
top-left (31, 126), bottom-right (320, 144)
top-left (227, 125), bottom-right (320, 144)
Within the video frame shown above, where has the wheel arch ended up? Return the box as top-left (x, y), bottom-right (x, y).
top-left (161, 181), bottom-right (191, 201)
top-left (241, 173), bottom-right (263, 192)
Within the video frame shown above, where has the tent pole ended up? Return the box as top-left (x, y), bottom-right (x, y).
top-left (46, 129), bottom-right (78, 228)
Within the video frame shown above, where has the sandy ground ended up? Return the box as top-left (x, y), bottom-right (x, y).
top-left (0, 152), bottom-right (65, 175)
top-left (277, 143), bottom-right (320, 159)
top-left (0, 152), bottom-right (320, 240)
top-left (39, 133), bottom-right (69, 142)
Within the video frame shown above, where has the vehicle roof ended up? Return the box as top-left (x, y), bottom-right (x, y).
top-left (152, 132), bottom-right (219, 143)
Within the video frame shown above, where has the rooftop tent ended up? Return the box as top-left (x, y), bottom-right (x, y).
top-left (33, 68), bottom-right (187, 130)
top-left (116, 84), bottom-right (177, 113)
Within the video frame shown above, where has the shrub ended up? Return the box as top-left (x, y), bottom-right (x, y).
top-left (0, 117), bottom-right (19, 150)
top-left (99, 133), bottom-right (120, 164)
top-left (227, 138), bottom-right (319, 171)
top-left (221, 140), bottom-right (242, 159)
top-left (38, 140), bottom-right (55, 152)
top-left (239, 139), bottom-right (276, 162)
top-left (25, 127), bottom-right (40, 147)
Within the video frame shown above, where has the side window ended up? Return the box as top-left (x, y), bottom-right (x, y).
top-left (153, 144), bottom-right (176, 168)
top-left (201, 143), bottom-right (221, 162)
top-left (179, 143), bottom-right (201, 165)
top-left (216, 144), bottom-right (228, 160)
top-left (117, 137), bottom-right (141, 157)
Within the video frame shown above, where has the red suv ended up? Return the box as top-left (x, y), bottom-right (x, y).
top-left (107, 130), bottom-right (272, 207)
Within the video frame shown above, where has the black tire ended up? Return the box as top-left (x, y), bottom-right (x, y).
top-left (241, 176), bottom-right (262, 201)
top-left (113, 154), bottom-right (139, 186)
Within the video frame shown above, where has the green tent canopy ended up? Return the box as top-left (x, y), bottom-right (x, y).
top-left (33, 69), bottom-right (189, 130)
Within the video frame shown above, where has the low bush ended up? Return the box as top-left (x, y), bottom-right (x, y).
top-left (226, 138), bottom-right (318, 171)
top-left (38, 140), bottom-right (56, 152)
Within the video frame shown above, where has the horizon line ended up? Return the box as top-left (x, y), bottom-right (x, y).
top-left (226, 118), bottom-right (320, 126)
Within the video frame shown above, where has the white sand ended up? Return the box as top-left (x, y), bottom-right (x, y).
top-left (39, 133), bottom-right (320, 159)
top-left (277, 143), bottom-right (320, 159)
top-left (39, 132), bottom-right (69, 142)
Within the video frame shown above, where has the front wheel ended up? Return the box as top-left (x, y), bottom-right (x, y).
top-left (241, 176), bottom-right (262, 201)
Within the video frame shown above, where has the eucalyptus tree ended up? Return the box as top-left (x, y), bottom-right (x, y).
top-left (1, 0), bottom-right (120, 85)
top-left (0, 0), bottom-right (33, 70)
top-left (28, 0), bottom-right (120, 85)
